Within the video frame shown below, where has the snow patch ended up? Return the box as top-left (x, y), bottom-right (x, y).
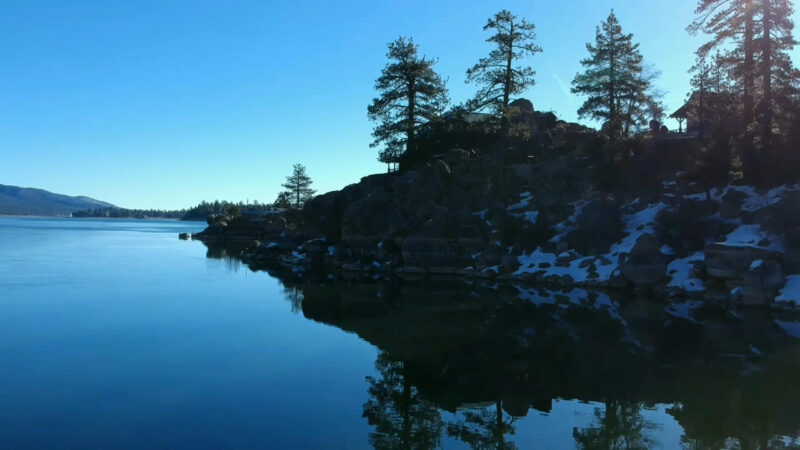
top-left (666, 252), bottom-right (706, 292)
top-left (723, 224), bottom-right (785, 252)
top-left (775, 275), bottom-right (800, 307)
top-left (776, 320), bottom-right (800, 339)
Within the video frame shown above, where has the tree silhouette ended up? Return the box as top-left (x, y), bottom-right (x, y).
top-left (281, 163), bottom-right (315, 209)
top-left (571, 11), bottom-right (650, 140)
top-left (573, 401), bottom-right (656, 450)
top-left (273, 191), bottom-right (292, 209)
top-left (466, 10), bottom-right (541, 180)
top-left (368, 37), bottom-right (448, 172)
top-left (689, 0), bottom-right (758, 129)
top-left (466, 10), bottom-right (542, 117)
top-left (447, 401), bottom-right (517, 450)
top-left (362, 352), bottom-right (443, 449)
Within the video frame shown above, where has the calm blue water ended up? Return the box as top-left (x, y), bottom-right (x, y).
top-left (0, 217), bottom-right (797, 449)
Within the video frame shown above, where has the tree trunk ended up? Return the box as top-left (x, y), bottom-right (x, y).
top-left (608, 38), bottom-right (617, 141)
top-left (761, 0), bottom-right (773, 149)
top-left (743, 0), bottom-right (755, 127)
top-left (497, 22), bottom-right (515, 184)
top-left (406, 77), bottom-right (416, 161)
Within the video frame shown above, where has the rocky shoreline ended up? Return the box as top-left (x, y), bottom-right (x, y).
top-left (192, 112), bottom-right (800, 313)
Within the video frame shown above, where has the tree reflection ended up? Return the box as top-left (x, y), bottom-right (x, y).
top-left (447, 401), bottom-right (517, 450)
top-left (362, 352), bottom-right (443, 449)
top-left (281, 286), bottom-right (304, 313)
top-left (573, 401), bottom-right (656, 450)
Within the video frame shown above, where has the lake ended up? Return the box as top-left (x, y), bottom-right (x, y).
top-left (1, 217), bottom-right (799, 449)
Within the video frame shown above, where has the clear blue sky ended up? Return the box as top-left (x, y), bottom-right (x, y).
top-left (1, 0), bottom-right (797, 209)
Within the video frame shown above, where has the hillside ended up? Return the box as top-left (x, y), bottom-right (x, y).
top-left (0, 184), bottom-right (115, 216)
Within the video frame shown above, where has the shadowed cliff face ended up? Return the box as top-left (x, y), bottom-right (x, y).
top-left (283, 277), bottom-right (800, 449)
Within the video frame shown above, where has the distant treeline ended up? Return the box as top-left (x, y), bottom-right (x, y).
top-left (181, 200), bottom-right (272, 221)
top-left (71, 207), bottom-right (185, 219)
top-left (72, 200), bottom-right (274, 221)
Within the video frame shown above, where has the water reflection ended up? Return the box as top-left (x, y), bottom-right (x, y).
top-left (202, 241), bottom-right (247, 272)
top-left (207, 242), bottom-right (800, 449)
top-left (573, 401), bottom-right (656, 450)
top-left (363, 353), bottom-right (444, 449)
top-left (295, 278), bottom-right (800, 448)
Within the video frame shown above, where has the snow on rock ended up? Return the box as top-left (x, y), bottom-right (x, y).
top-left (549, 200), bottom-right (587, 244)
top-left (776, 319), bottom-right (800, 339)
top-left (666, 252), bottom-right (706, 293)
top-left (774, 275), bottom-right (800, 308)
top-left (472, 209), bottom-right (489, 220)
top-left (723, 224), bottom-right (785, 252)
top-left (507, 192), bottom-right (532, 211)
top-left (682, 184), bottom-right (799, 212)
top-left (608, 202), bottom-right (668, 258)
top-left (513, 210), bottom-right (539, 224)
top-left (516, 248), bottom-right (601, 283)
top-left (518, 203), bottom-right (666, 284)
top-left (738, 184), bottom-right (798, 212)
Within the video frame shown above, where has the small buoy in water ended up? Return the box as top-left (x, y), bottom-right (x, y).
top-left (178, 233), bottom-right (191, 240)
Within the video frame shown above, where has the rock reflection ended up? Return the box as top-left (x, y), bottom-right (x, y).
top-left (198, 243), bottom-right (800, 448)
top-left (283, 276), bottom-right (800, 449)
top-left (201, 241), bottom-right (247, 272)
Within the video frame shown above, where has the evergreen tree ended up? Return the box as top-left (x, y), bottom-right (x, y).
top-left (273, 191), bottom-right (292, 209)
top-left (571, 11), bottom-right (649, 140)
top-left (466, 10), bottom-right (541, 181)
top-left (281, 164), bottom-right (315, 209)
top-left (756, 0), bottom-right (798, 147)
top-left (689, 0), bottom-right (757, 128)
top-left (690, 0), bottom-right (797, 180)
top-left (367, 37), bottom-right (448, 171)
top-left (465, 10), bottom-right (542, 118)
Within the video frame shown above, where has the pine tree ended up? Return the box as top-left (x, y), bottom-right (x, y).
top-left (465, 10), bottom-right (542, 118)
top-left (367, 37), bottom-right (448, 171)
top-left (689, 0), bottom-right (757, 128)
top-left (273, 191), bottom-right (292, 209)
top-left (281, 164), bottom-right (315, 209)
top-left (756, 0), bottom-right (798, 147)
top-left (571, 11), bottom-right (649, 140)
top-left (466, 10), bottom-right (541, 181)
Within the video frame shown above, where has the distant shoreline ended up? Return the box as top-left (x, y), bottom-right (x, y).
top-left (0, 215), bottom-right (195, 221)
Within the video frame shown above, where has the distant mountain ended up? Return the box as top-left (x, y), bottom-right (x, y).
top-left (0, 184), bottom-right (116, 216)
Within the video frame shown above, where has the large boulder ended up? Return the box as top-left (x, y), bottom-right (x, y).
top-left (620, 234), bottom-right (668, 287)
top-left (740, 259), bottom-right (785, 306)
top-left (401, 223), bottom-right (461, 272)
top-left (704, 243), bottom-right (783, 279)
top-left (567, 197), bottom-right (623, 255)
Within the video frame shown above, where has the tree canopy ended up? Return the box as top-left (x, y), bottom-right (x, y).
top-left (466, 10), bottom-right (542, 118)
top-left (571, 11), bottom-right (651, 139)
top-left (280, 163), bottom-right (315, 209)
top-left (368, 37), bottom-right (448, 171)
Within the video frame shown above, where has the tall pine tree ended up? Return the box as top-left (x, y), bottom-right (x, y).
top-left (281, 164), bottom-right (315, 209)
top-left (466, 10), bottom-right (541, 180)
top-left (465, 10), bottom-right (542, 118)
top-left (689, 0), bottom-right (757, 128)
top-left (571, 11), bottom-right (649, 140)
top-left (756, 0), bottom-right (798, 147)
top-left (368, 37), bottom-right (448, 171)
